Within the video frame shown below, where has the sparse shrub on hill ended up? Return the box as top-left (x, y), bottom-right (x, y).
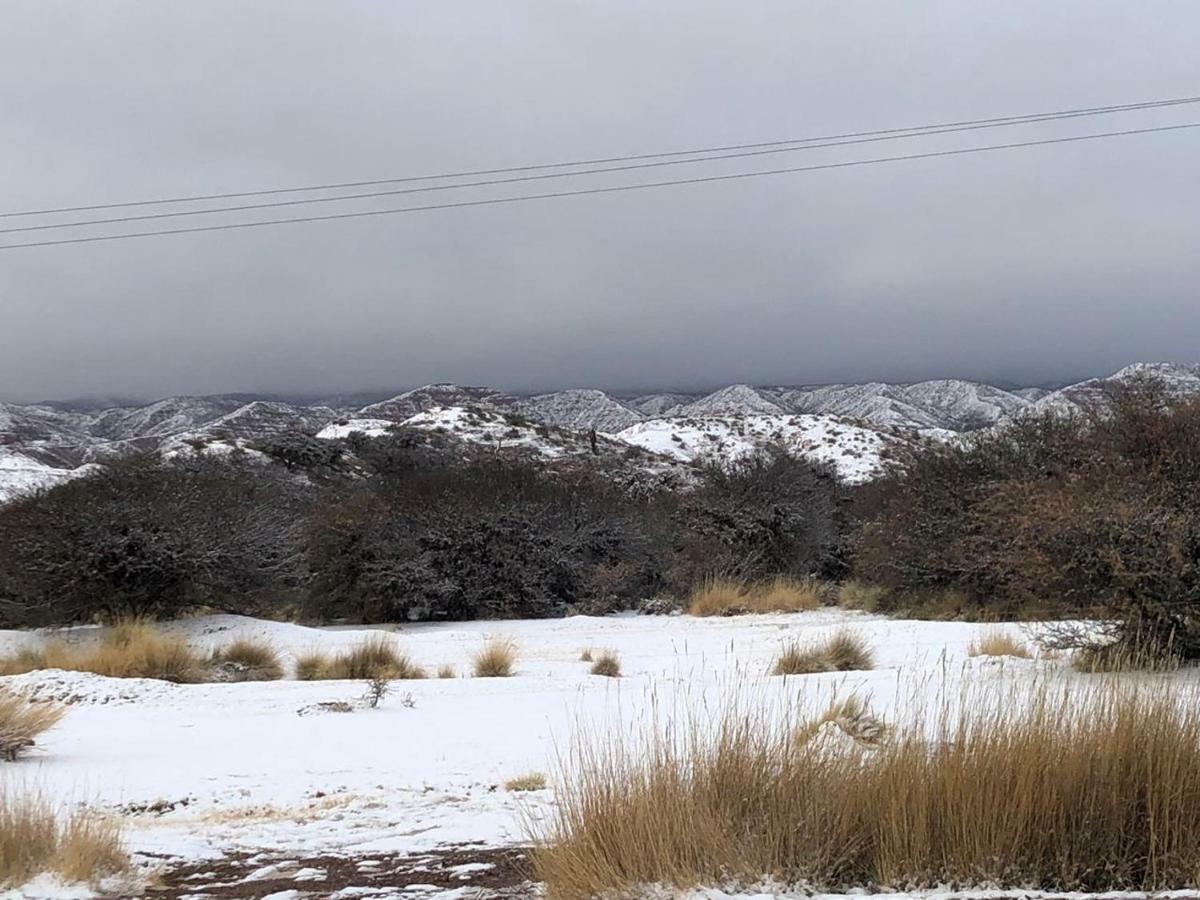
top-left (0, 455), bottom-right (305, 627)
top-left (853, 377), bottom-right (1200, 662)
top-left (254, 431), bottom-right (344, 472)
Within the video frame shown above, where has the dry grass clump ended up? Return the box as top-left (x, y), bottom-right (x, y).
top-left (534, 679), bottom-right (1200, 897)
top-left (835, 580), bottom-right (887, 612)
top-left (688, 577), bottom-right (827, 617)
top-left (211, 638), bottom-right (284, 681)
top-left (472, 638), bottom-right (517, 678)
top-left (437, 664), bottom-right (456, 679)
top-left (589, 651), bottom-right (621, 678)
top-left (0, 620), bottom-right (203, 683)
top-left (968, 629), bottom-right (1032, 659)
top-left (294, 637), bottom-right (424, 681)
top-left (294, 650), bottom-right (332, 681)
top-left (0, 691), bottom-right (66, 761)
top-left (579, 648), bottom-right (594, 663)
top-left (795, 695), bottom-right (891, 748)
top-left (773, 628), bottom-right (874, 675)
top-left (0, 791), bottom-right (128, 888)
top-left (505, 772), bottom-right (548, 792)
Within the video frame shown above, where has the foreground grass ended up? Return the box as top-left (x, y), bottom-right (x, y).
top-left (533, 677), bottom-right (1200, 897)
top-left (0, 791), bottom-right (128, 888)
top-left (0, 690), bottom-right (66, 761)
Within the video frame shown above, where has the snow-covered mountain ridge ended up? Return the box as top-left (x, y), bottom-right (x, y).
top-left (3, 362), bottom-right (1197, 500)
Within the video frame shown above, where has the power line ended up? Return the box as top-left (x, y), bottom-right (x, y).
top-left (1, 120), bottom-right (1195, 252)
top-left (5, 100), bottom-right (1199, 236)
top-left (3, 94), bottom-right (1198, 221)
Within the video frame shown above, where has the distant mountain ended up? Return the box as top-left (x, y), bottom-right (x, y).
top-left (3, 363), bottom-right (1199, 501)
top-left (518, 389), bottom-right (643, 433)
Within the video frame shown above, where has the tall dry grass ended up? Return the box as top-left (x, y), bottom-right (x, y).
top-left (968, 629), bottom-right (1032, 659)
top-left (0, 790), bottom-right (128, 888)
top-left (773, 628), bottom-right (874, 675)
top-left (294, 637), bottom-right (424, 680)
top-left (534, 677), bottom-right (1200, 897)
top-left (210, 638), bottom-right (283, 681)
top-left (472, 638), bottom-right (517, 677)
top-left (688, 577), bottom-right (826, 616)
top-left (0, 620), bottom-right (203, 683)
top-left (0, 690), bottom-right (66, 761)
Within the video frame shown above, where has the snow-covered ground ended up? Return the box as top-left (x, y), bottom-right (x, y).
top-left (0, 611), bottom-right (1107, 898)
top-left (0, 449), bottom-right (97, 504)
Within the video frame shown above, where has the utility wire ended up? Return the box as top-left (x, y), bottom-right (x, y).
top-left (5, 100), bottom-right (1199, 236)
top-left (1, 120), bottom-right (1195, 252)
top-left (2, 94), bottom-right (1198, 221)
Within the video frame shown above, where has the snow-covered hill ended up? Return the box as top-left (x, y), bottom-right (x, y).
top-left (4, 363), bottom-right (1199, 501)
top-left (615, 414), bottom-right (902, 483)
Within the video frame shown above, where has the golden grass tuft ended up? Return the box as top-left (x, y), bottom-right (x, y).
top-left (437, 664), bottom-right (456, 679)
top-left (689, 577), bottom-right (827, 617)
top-left (968, 629), bottom-right (1032, 659)
top-left (589, 651), bottom-right (621, 678)
top-left (579, 648), bottom-right (594, 663)
top-left (0, 791), bottom-right (128, 888)
top-left (534, 678), bottom-right (1200, 897)
top-left (472, 638), bottom-right (517, 678)
top-left (505, 772), bottom-right (548, 792)
top-left (0, 620), bottom-right (203, 683)
top-left (211, 638), bottom-right (284, 681)
top-left (835, 580), bottom-right (887, 612)
top-left (0, 690), bottom-right (66, 761)
top-left (293, 650), bottom-right (332, 680)
top-left (294, 637), bottom-right (423, 681)
top-left (773, 628), bottom-right (873, 676)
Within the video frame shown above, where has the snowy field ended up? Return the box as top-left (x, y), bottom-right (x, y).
top-left (0, 611), bottom-right (1164, 899)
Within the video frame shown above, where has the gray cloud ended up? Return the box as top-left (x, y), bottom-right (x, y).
top-left (2, 0), bottom-right (1198, 402)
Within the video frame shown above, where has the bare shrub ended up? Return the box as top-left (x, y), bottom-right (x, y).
top-left (534, 679), bottom-right (1200, 896)
top-left (589, 651), bottom-right (621, 678)
top-left (773, 629), bottom-right (873, 675)
top-left (472, 638), bottom-right (517, 677)
top-left (968, 629), bottom-right (1032, 659)
top-left (0, 791), bottom-right (128, 888)
top-left (505, 772), bottom-right (548, 792)
top-left (0, 691), bottom-right (66, 761)
top-left (211, 638), bottom-right (283, 681)
top-left (362, 676), bottom-right (390, 708)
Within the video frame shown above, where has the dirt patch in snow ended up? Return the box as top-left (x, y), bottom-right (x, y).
top-left (150, 844), bottom-right (534, 898)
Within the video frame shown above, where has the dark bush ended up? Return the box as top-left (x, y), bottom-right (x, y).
top-left (0, 454), bottom-right (304, 626)
top-left (669, 449), bottom-right (847, 592)
top-left (302, 458), bottom-right (666, 622)
top-left (853, 376), bottom-right (1200, 658)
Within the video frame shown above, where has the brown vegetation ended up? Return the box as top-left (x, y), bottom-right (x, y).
top-left (534, 679), bottom-right (1200, 897)
top-left (773, 628), bottom-right (874, 675)
top-left (472, 638), bottom-right (517, 677)
top-left (689, 576), bottom-right (826, 617)
top-left (0, 690), bottom-right (66, 761)
top-left (589, 651), bottom-right (621, 678)
top-left (0, 791), bottom-right (128, 888)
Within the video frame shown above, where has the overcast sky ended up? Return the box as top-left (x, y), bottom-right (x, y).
top-left (2, 1), bottom-right (1198, 403)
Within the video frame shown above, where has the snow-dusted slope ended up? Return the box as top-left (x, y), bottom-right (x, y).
top-left (669, 384), bottom-right (790, 417)
top-left (0, 448), bottom-right (97, 503)
top-left (1030, 363), bottom-right (1200, 417)
top-left (358, 384), bottom-right (515, 422)
top-left (518, 389), bottom-right (643, 433)
top-left (615, 414), bottom-right (899, 483)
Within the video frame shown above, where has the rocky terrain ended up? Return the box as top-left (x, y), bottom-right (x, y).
top-left (3, 362), bottom-right (1198, 502)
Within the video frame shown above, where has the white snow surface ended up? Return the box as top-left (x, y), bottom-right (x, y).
top-left (615, 414), bottom-right (898, 482)
top-left (0, 610), bottom-right (1100, 899)
top-left (0, 449), bottom-right (96, 504)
